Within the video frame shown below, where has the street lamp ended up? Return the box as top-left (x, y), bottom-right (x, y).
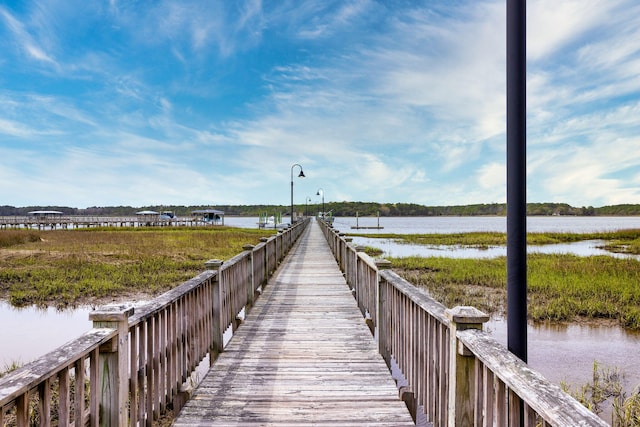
top-left (306, 196), bottom-right (311, 217)
top-left (291, 163), bottom-right (305, 224)
top-left (316, 188), bottom-right (325, 220)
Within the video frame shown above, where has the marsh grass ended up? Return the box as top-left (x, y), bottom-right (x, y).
top-left (0, 230), bottom-right (41, 248)
top-left (562, 361), bottom-right (640, 426)
top-left (358, 229), bottom-right (640, 329)
top-left (353, 229), bottom-right (640, 252)
top-left (390, 253), bottom-right (640, 330)
top-left (0, 360), bottom-right (21, 378)
top-left (0, 227), bottom-right (274, 308)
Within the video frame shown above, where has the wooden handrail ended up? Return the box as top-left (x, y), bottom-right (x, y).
top-left (457, 328), bottom-right (607, 426)
top-left (317, 219), bottom-right (608, 426)
top-left (0, 328), bottom-right (117, 426)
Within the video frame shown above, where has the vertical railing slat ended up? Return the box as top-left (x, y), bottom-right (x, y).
top-left (38, 378), bottom-right (51, 427)
top-left (138, 321), bottom-right (147, 425)
top-left (74, 358), bottom-right (85, 427)
top-left (59, 368), bottom-right (70, 427)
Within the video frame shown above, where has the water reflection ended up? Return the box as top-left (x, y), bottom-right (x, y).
top-left (335, 215), bottom-right (640, 234)
top-left (350, 237), bottom-right (640, 260)
top-left (489, 318), bottom-right (640, 424)
top-left (487, 318), bottom-right (640, 390)
top-left (0, 301), bottom-right (93, 367)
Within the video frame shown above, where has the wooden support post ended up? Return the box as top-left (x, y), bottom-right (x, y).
top-left (205, 259), bottom-right (224, 363)
top-left (375, 259), bottom-right (392, 365)
top-left (243, 244), bottom-right (256, 308)
top-left (445, 306), bottom-right (489, 427)
top-left (90, 305), bottom-right (134, 427)
top-left (375, 258), bottom-right (392, 325)
top-left (375, 259), bottom-right (391, 270)
top-left (259, 237), bottom-right (270, 283)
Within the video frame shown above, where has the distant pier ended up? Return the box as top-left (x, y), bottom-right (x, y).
top-left (0, 215), bottom-right (221, 230)
top-left (350, 211), bottom-right (384, 229)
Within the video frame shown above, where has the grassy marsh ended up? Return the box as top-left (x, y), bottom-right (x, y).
top-left (391, 254), bottom-right (640, 329)
top-left (358, 229), bottom-right (640, 330)
top-left (0, 227), bottom-right (274, 308)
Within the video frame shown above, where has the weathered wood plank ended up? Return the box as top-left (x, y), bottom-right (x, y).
top-left (174, 221), bottom-right (413, 426)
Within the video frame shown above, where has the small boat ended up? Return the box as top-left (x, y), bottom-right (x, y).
top-left (191, 209), bottom-right (225, 225)
top-left (159, 211), bottom-right (176, 220)
top-left (258, 213), bottom-right (287, 229)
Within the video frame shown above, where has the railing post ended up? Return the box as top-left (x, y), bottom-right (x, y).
top-left (259, 237), bottom-right (270, 284)
top-left (375, 259), bottom-right (392, 366)
top-left (277, 229), bottom-right (283, 262)
top-left (89, 305), bottom-right (134, 427)
top-left (374, 260), bottom-right (391, 323)
top-left (445, 306), bottom-right (489, 427)
top-left (337, 232), bottom-right (346, 270)
top-left (243, 244), bottom-right (256, 308)
top-left (205, 259), bottom-right (224, 363)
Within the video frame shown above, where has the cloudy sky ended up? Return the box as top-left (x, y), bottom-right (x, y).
top-left (1, 0), bottom-right (639, 208)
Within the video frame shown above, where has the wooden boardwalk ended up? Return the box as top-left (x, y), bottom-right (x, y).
top-left (173, 221), bottom-right (414, 426)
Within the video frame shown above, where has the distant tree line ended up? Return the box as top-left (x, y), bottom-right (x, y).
top-left (1, 202), bottom-right (639, 217)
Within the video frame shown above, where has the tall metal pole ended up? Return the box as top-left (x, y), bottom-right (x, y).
top-left (507, 0), bottom-right (527, 363)
top-left (290, 164), bottom-right (305, 225)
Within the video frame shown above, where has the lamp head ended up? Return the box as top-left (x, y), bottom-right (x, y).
top-left (316, 191), bottom-right (320, 196)
top-left (298, 170), bottom-right (305, 178)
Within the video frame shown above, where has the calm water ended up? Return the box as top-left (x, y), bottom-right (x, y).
top-left (332, 215), bottom-right (640, 234)
top-left (2, 215), bottom-right (640, 410)
top-left (488, 318), bottom-right (640, 390)
top-left (349, 237), bottom-right (640, 260)
top-left (229, 215), bottom-right (640, 234)
top-left (0, 302), bottom-right (94, 367)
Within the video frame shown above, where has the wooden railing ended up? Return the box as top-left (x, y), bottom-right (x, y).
top-left (0, 219), bottom-right (309, 426)
top-left (318, 219), bottom-right (608, 427)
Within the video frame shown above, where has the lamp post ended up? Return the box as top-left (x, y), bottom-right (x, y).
top-left (316, 188), bottom-right (324, 220)
top-left (290, 163), bottom-right (305, 224)
top-left (306, 197), bottom-right (311, 217)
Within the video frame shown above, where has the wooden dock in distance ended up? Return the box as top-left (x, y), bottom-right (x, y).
top-left (350, 211), bottom-right (384, 229)
top-left (173, 221), bottom-right (413, 426)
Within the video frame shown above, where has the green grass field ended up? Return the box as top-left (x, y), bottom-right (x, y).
top-left (0, 227), bottom-right (273, 308)
top-left (364, 229), bottom-right (640, 330)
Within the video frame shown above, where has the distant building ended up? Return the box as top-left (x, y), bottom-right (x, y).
top-left (136, 210), bottom-right (160, 226)
top-left (191, 209), bottom-right (225, 225)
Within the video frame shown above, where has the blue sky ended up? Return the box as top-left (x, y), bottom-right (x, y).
top-left (1, 0), bottom-right (639, 208)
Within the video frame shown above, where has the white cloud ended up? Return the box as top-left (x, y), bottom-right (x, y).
top-left (0, 7), bottom-right (58, 66)
top-left (478, 162), bottom-right (505, 191)
top-left (365, 1), bottom-right (506, 152)
top-left (0, 118), bottom-right (45, 138)
top-left (526, 0), bottom-right (620, 61)
top-left (2, 0), bottom-right (640, 207)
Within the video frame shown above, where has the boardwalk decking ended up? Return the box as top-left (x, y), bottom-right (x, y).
top-left (173, 220), bottom-right (414, 426)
